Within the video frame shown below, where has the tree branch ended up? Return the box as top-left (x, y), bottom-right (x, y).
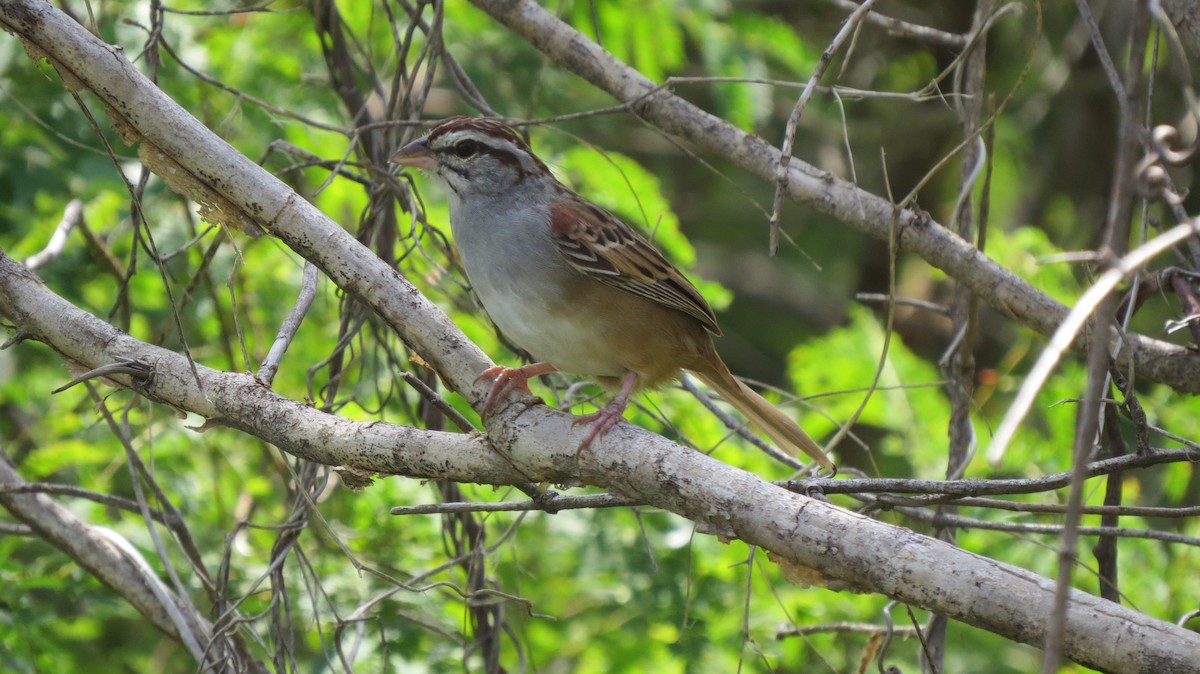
top-left (0, 449), bottom-right (264, 673)
top-left (0, 250), bottom-right (522, 483)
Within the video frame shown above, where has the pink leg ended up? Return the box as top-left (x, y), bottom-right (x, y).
top-left (574, 370), bottom-right (639, 455)
top-left (477, 362), bottom-right (558, 413)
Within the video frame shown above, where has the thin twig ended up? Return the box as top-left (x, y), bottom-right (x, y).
top-left (387, 446), bottom-right (1199, 517)
top-left (855, 293), bottom-right (950, 316)
top-left (24, 199), bottom-right (83, 271)
top-left (777, 621), bottom-right (921, 639)
top-left (258, 262), bottom-right (320, 386)
top-left (885, 500), bottom-right (1200, 547)
top-left (1070, 0), bottom-right (1125, 100)
top-left (770, 0), bottom-right (877, 255)
top-left (824, 0), bottom-right (969, 48)
top-left (391, 492), bottom-right (627, 516)
top-left (987, 221), bottom-right (1200, 462)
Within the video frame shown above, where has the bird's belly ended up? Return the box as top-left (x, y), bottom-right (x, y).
top-left (458, 237), bottom-right (700, 387)
top-left (477, 283), bottom-right (628, 377)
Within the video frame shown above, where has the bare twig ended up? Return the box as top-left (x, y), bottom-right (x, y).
top-left (23, 199), bottom-right (83, 270)
top-left (388, 446), bottom-right (1200, 517)
top-left (1094, 413), bottom-right (1127, 602)
top-left (856, 293), bottom-right (951, 316)
top-left (888, 500), bottom-right (1200, 547)
top-left (1169, 272), bottom-right (1200, 346)
top-left (777, 621), bottom-right (920, 639)
top-left (824, 0), bottom-right (969, 49)
top-left (51, 358), bottom-right (152, 394)
top-left (987, 220), bottom-right (1200, 463)
top-left (258, 262), bottom-right (320, 387)
top-left (1070, 0), bottom-right (1126, 100)
top-left (392, 492), bottom-right (627, 516)
top-left (770, 0), bottom-right (877, 254)
top-left (928, 2), bottom-right (994, 664)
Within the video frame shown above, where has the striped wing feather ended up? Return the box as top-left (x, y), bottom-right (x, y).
top-left (549, 198), bottom-right (721, 336)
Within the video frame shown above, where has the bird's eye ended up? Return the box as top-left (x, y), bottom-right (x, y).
top-left (449, 140), bottom-right (482, 158)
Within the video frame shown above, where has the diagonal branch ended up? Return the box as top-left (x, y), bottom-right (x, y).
top-left (0, 448), bottom-right (264, 673)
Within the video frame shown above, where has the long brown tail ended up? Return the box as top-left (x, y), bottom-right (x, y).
top-left (694, 367), bottom-right (835, 471)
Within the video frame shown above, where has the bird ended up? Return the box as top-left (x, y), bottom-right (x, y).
top-left (390, 116), bottom-right (834, 471)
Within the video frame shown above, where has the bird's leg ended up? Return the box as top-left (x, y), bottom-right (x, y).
top-left (477, 362), bottom-right (558, 413)
top-left (574, 370), bottom-right (639, 454)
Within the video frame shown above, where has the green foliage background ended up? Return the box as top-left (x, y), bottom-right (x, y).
top-left (0, 1), bottom-right (1197, 672)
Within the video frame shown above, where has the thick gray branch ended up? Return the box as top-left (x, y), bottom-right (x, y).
top-left (0, 252), bottom-right (520, 484)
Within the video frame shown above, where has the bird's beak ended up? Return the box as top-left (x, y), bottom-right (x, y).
top-left (389, 136), bottom-right (436, 170)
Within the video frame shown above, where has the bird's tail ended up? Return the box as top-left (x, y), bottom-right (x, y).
top-left (694, 367), bottom-right (835, 472)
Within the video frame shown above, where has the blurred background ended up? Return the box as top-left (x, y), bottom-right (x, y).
top-left (1, 1), bottom-right (1197, 672)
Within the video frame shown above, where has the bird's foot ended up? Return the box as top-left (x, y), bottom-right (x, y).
top-left (572, 370), bottom-right (639, 457)
top-left (476, 363), bottom-right (557, 413)
top-left (572, 403), bottom-right (629, 456)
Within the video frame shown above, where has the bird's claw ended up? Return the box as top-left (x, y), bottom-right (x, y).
top-left (477, 366), bottom-right (532, 413)
top-left (572, 402), bottom-right (627, 457)
top-left (476, 363), bottom-right (557, 414)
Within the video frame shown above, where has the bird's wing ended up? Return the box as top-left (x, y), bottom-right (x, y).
top-left (549, 196), bottom-right (721, 335)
